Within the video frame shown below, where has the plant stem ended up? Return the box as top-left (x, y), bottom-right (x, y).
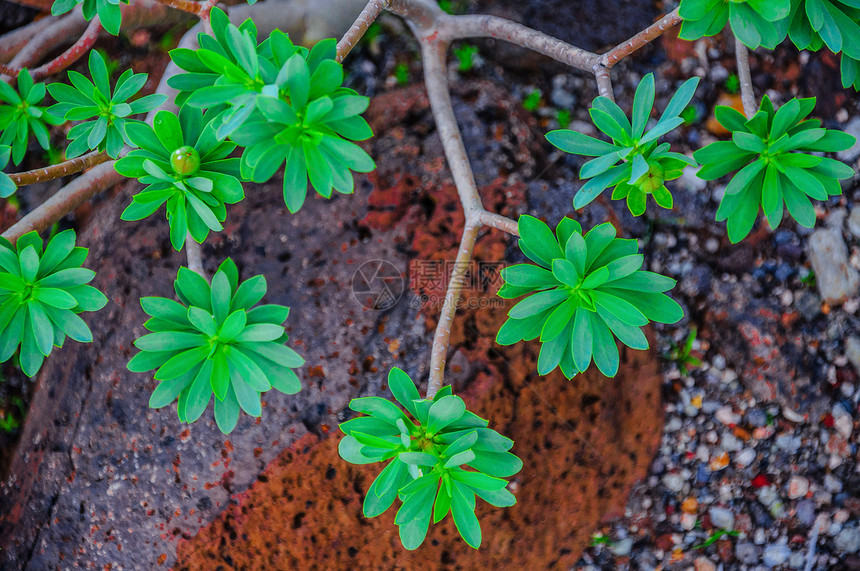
top-left (0, 16), bottom-right (57, 64)
top-left (1, 16), bottom-right (101, 81)
top-left (185, 233), bottom-right (207, 279)
top-left (337, 0), bottom-right (390, 62)
top-left (8, 151), bottom-right (108, 187)
top-left (599, 9), bottom-right (681, 68)
top-left (437, 14), bottom-right (597, 72)
top-left (735, 35), bottom-right (756, 119)
top-left (427, 223), bottom-right (479, 399)
top-left (1, 161), bottom-right (123, 244)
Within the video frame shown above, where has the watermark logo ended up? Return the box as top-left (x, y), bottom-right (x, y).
top-left (351, 259), bottom-right (405, 310)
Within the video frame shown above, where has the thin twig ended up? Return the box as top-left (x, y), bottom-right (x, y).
top-left (419, 37), bottom-right (482, 213)
top-left (8, 151), bottom-right (108, 187)
top-left (599, 9), bottom-right (681, 68)
top-left (427, 222), bottom-right (480, 399)
top-left (735, 35), bottom-right (756, 119)
top-left (1, 161), bottom-right (123, 244)
top-left (594, 65), bottom-right (614, 100)
top-left (185, 233), bottom-right (207, 278)
top-left (28, 17), bottom-right (102, 81)
top-left (337, 0), bottom-right (390, 62)
top-left (1, 17), bottom-right (100, 81)
top-left (0, 16), bottom-right (57, 64)
top-left (437, 14), bottom-right (597, 72)
top-left (478, 210), bottom-right (519, 236)
top-left (3, 13), bottom-right (87, 77)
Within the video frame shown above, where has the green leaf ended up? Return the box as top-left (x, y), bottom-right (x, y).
top-left (546, 130), bottom-right (618, 156)
top-left (451, 483), bottom-right (481, 548)
top-left (184, 358), bottom-right (214, 422)
top-left (350, 396), bottom-right (408, 426)
top-left (427, 395), bottom-right (466, 434)
top-left (363, 459), bottom-right (407, 517)
top-left (388, 367), bottom-right (420, 418)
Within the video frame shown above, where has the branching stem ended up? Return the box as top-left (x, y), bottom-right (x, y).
top-left (1, 16), bottom-right (101, 81)
top-left (337, 0), bottom-right (390, 62)
top-left (1, 161), bottom-right (123, 244)
top-left (8, 151), bottom-right (108, 187)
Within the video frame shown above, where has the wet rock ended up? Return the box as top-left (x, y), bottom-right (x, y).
top-left (807, 214), bottom-right (860, 303)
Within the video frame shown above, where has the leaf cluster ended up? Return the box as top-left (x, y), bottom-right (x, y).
top-left (496, 215), bottom-right (683, 378)
top-left (0, 69), bottom-right (62, 168)
top-left (788, 0), bottom-right (860, 89)
top-left (679, 0), bottom-right (791, 49)
top-left (694, 95), bottom-right (856, 242)
top-left (51, 0), bottom-right (127, 36)
top-left (338, 368), bottom-right (522, 550)
top-left (546, 74), bottom-right (699, 215)
top-left (127, 259), bottom-right (304, 434)
top-left (167, 9), bottom-right (375, 213)
top-left (115, 106), bottom-right (244, 251)
top-left (0, 230), bottom-right (107, 376)
top-left (679, 0), bottom-right (860, 89)
top-left (48, 50), bottom-right (165, 159)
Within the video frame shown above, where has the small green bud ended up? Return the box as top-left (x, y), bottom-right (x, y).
top-left (634, 162), bottom-right (665, 194)
top-left (170, 146), bottom-right (200, 176)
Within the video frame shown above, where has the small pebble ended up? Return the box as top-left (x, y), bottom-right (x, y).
top-left (736, 542), bottom-right (762, 564)
top-left (736, 448), bottom-right (756, 467)
top-left (709, 506), bottom-right (735, 530)
top-left (795, 499), bottom-right (816, 526)
top-left (715, 406), bottom-right (741, 426)
top-left (694, 556), bottom-right (716, 571)
top-left (663, 473), bottom-right (684, 492)
top-left (610, 537), bottom-right (633, 556)
top-left (763, 544), bottom-right (792, 567)
top-left (787, 476), bottom-right (809, 500)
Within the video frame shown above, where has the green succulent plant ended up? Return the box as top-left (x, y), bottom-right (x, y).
top-left (679, 0), bottom-right (791, 49)
top-left (496, 215), bottom-right (683, 378)
top-left (546, 74), bottom-right (699, 215)
top-left (693, 95), bottom-right (856, 242)
top-left (115, 105), bottom-right (244, 251)
top-left (0, 230), bottom-right (107, 376)
top-left (127, 259), bottom-right (303, 434)
top-left (167, 10), bottom-right (375, 213)
top-left (786, 0), bottom-right (860, 90)
top-left (231, 40), bottom-right (375, 213)
top-left (0, 68), bottom-right (63, 167)
top-left (338, 368), bottom-right (522, 550)
top-left (168, 9), bottom-right (272, 136)
top-left (50, 0), bottom-right (127, 36)
top-left (454, 44), bottom-right (479, 72)
top-left (47, 50), bottom-right (166, 159)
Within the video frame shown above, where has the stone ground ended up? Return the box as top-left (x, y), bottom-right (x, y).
top-left (2, 0), bottom-right (860, 569)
